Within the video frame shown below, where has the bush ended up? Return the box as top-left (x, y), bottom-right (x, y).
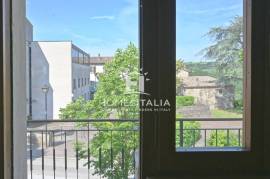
top-left (176, 121), bottom-right (201, 147)
top-left (176, 96), bottom-right (194, 107)
top-left (233, 99), bottom-right (243, 110)
top-left (207, 130), bottom-right (240, 147)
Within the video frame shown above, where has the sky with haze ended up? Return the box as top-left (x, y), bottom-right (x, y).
top-left (26, 0), bottom-right (242, 61)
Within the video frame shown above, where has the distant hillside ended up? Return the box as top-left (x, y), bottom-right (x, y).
top-left (184, 62), bottom-right (217, 78)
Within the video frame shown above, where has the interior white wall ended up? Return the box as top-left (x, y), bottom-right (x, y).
top-left (25, 19), bottom-right (33, 119)
top-left (12, 0), bottom-right (27, 178)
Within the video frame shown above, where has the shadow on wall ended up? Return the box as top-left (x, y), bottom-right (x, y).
top-left (215, 85), bottom-right (235, 109)
top-left (31, 42), bottom-right (54, 120)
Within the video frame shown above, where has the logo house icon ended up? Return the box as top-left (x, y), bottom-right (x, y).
top-left (139, 68), bottom-right (150, 96)
top-left (125, 68), bottom-right (150, 96)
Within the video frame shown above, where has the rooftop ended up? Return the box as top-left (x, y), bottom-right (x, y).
top-left (182, 76), bottom-right (217, 88)
top-left (89, 56), bottom-right (113, 65)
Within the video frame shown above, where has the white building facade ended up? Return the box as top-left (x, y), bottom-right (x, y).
top-left (28, 41), bottom-right (92, 120)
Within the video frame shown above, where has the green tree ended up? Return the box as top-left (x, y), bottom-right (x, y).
top-left (60, 44), bottom-right (200, 178)
top-left (60, 43), bottom-right (139, 179)
top-left (59, 97), bottom-right (88, 119)
top-left (200, 16), bottom-right (243, 101)
top-left (176, 59), bottom-right (185, 95)
top-left (90, 43), bottom-right (139, 119)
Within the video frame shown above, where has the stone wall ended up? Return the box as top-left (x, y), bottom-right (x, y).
top-left (182, 86), bottom-right (234, 110)
top-left (215, 85), bottom-right (234, 109)
top-left (183, 88), bottom-right (217, 110)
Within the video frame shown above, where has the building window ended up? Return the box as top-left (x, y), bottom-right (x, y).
top-left (218, 89), bottom-right (223, 94)
top-left (90, 66), bottom-right (96, 73)
top-left (81, 78), bottom-right (83, 87)
top-left (72, 48), bottom-right (79, 63)
top-left (78, 52), bottom-right (83, 64)
top-left (73, 79), bottom-right (76, 90)
top-left (78, 79), bottom-right (80, 88)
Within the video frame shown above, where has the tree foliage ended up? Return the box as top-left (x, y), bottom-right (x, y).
top-left (60, 43), bottom-right (200, 178)
top-left (200, 16), bottom-right (243, 101)
top-left (59, 97), bottom-right (88, 119)
top-left (60, 43), bottom-right (139, 178)
top-left (176, 59), bottom-right (185, 95)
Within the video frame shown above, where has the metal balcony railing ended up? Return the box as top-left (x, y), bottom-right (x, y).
top-left (175, 118), bottom-right (242, 148)
top-left (27, 118), bottom-right (242, 179)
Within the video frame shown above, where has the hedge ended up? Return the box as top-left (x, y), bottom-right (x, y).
top-left (233, 99), bottom-right (243, 110)
top-left (176, 96), bottom-right (195, 107)
top-left (207, 130), bottom-right (240, 147)
top-left (175, 121), bottom-right (201, 147)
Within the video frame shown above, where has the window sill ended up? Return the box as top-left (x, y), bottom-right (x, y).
top-left (176, 147), bottom-right (247, 152)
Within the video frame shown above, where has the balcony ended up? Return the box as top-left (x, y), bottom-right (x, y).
top-left (27, 118), bottom-right (242, 179)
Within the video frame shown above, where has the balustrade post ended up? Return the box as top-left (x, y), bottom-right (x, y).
top-left (180, 120), bottom-right (184, 147)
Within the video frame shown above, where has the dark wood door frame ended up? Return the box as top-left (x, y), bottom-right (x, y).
top-left (140, 0), bottom-right (176, 178)
top-left (140, 0), bottom-right (270, 178)
top-left (0, 0), bottom-right (13, 179)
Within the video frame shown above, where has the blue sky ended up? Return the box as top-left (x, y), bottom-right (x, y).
top-left (176, 0), bottom-right (243, 61)
top-left (26, 0), bottom-right (242, 61)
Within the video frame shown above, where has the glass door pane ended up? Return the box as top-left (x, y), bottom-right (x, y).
top-left (26, 0), bottom-right (139, 178)
top-left (176, 0), bottom-right (245, 150)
